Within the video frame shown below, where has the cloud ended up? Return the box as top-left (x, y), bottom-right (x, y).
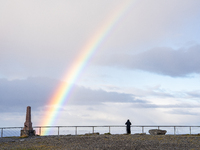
top-left (1, 0), bottom-right (200, 79)
top-left (1, 77), bottom-right (200, 114)
top-left (0, 77), bottom-right (58, 112)
top-left (97, 45), bottom-right (200, 77)
top-left (1, 0), bottom-right (200, 127)
top-left (133, 45), bottom-right (200, 76)
top-left (0, 77), bottom-right (146, 113)
top-left (68, 86), bottom-right (147, 105)
top-left (1, 77), bottom-right (200, 126)
top-left (0, 0), bottom-right (118, 79)
top-left (185, 90), bottom-right (200, 98)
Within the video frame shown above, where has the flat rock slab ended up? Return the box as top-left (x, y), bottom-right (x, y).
top-left (149, 129), bottom-right (167, 135)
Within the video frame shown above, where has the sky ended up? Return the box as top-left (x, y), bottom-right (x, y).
top-left (1, 0), bottom-right (200, 128)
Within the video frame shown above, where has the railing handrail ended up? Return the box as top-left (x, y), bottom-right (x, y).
top-left (1, 125), bottom-right (200, 129)
top-left (1, 125), bottom-right (200, 137)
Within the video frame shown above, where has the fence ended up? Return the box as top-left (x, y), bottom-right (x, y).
top-left (1, 125), bottom-right (200, 137)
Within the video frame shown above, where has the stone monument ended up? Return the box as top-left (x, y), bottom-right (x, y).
top-left (20, 106), bottom-right (35, 136)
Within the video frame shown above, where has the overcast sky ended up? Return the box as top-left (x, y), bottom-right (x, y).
top-left (1, 0), bottom-right (200, 128)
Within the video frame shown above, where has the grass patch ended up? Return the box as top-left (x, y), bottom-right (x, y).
top-left (19, 135), bottom-right (29, 138)
top-left (104, 132), bottom-right (111, 135)
top-left (3, 136), bottom-right (20, 138)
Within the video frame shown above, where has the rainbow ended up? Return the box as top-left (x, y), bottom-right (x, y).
top-left (42, 0), bottom-right (136, 134)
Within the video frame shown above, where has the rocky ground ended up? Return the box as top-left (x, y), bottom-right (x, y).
top-left (0, 134), bottom-right (200, 150)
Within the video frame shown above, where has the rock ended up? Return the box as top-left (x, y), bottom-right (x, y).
top-left (149, 129), bottom-right (167, 135)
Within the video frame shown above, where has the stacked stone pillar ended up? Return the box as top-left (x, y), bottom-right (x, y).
top-left (20, 106), bottom-right (35, 136)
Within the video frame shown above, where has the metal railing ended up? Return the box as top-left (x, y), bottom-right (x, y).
top-left (1, 125), bottom-right (200, 137)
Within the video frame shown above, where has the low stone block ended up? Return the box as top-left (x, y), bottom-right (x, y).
top-left (149, 129), bottom-right (167, 135)
top-left (20, 130), bottom-right (35, 137)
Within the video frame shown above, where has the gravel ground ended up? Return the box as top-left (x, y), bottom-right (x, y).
top-left (0, 134), bottom-right (200, 150)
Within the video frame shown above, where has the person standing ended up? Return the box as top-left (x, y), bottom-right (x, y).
top-left (125, 119), bottom-right (131, 134)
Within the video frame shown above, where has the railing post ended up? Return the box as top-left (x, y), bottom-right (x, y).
top-left (142, 126), bottom-right (144, 133)
top-left (174, 126), bottom-right (176, 135)
top-left (109, 126), bottom-right (110, 133)
top-left (1, 128), bottom-right (3, 137)
top-left (58, 127), bottom-right (60, 136)
top-left (21, 127), bottom-right (23, 136)
top-left (158, 126), bottom-right (160, 130)
top-left (75, 127), bottom-right (77, 135)
top-left (190, 126), bottom-right (191, 135)
top-left (39, 127), bottom-right (41, 136)
top-left (92, 126), bottom-right (94, 133)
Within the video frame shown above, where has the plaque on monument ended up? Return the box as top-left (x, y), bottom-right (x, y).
top-left (20, 106), bottom-right (35, 136)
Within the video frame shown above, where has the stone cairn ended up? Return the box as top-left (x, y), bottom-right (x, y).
top-left (20, 106), bottom-right (35, 136)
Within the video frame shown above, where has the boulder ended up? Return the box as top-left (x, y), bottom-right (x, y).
top-left (149, 129), bottom-right (167, 135)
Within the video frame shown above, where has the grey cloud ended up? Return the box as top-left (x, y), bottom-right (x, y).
top-left (131, 45), bottom-right (200, 76)
top-left (60, 86), bottom-right (147, 105)
top-left (1, 77), bottom-right (200, 115)
top-left (0, 77), bottom-right (145, 113)
top-left (99, 45), bottom-right (200, 77)
top-left (0, 77), bottom-right (59, 112)
top-left (185, 90), bottom-right (200, 98)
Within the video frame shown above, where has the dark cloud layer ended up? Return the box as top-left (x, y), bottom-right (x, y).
top-left (1, 77), bottom-right (200, 120)
top-left (0, 77), bottom-right (144, 113)
top-left (0, 77), bottom-right (58, 112)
